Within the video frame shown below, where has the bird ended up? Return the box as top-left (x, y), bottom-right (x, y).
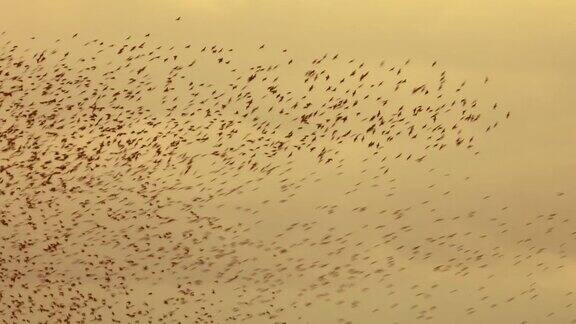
top-left (0, 26), bottom-right (554, 324)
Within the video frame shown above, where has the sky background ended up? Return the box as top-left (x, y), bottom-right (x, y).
top-left (1, 0), bottom-right (575, 323)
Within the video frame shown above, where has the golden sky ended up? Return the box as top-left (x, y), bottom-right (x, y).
top-left (0, 1), bottom-right (575, 323)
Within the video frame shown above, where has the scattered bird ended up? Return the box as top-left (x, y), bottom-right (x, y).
top-left (0, 27), bottom-right (567, 324)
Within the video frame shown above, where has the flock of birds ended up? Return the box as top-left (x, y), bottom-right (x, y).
top-left (0, 27), bottom-right (573, 324)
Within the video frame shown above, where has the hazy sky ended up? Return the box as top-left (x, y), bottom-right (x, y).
top-left (1, 1), bottom-right (575, 323)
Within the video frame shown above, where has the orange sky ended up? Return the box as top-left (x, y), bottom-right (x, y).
top-left (0, 1), bottom-right (575, 323)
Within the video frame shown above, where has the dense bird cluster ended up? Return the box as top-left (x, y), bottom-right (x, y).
top-left (0, 30), bottom-right (573, 324)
